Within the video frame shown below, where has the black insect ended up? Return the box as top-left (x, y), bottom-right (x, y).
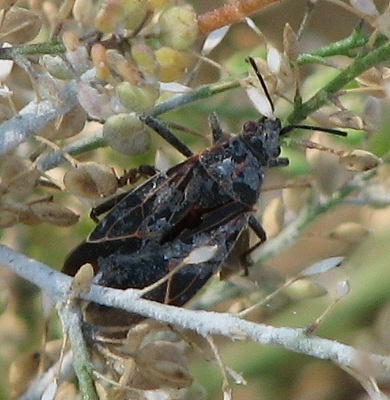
top-left (63, 57), bottom-right (346, 330)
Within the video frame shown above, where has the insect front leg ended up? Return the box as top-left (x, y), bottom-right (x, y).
top-left (139, 114), bottom-right (194, 157)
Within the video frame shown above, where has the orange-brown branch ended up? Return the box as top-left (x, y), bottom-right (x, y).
top-left (197, 0), bottom-right (280, 36)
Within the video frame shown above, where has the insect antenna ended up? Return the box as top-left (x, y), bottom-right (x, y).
top-left (246, 56), bottom-right (275, 114)
top-left (246, 57), bottom-right (347, 139)
top-left (281, 124), bottom-right (347, 137)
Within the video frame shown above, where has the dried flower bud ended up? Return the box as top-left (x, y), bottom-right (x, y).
top-left (155, 46), bottom-right (192, 82)
top-left (0, 6), bottom-right (41, 44)
top-left (116, 81), bottom-right (159, 112)
top-left (283, 23), bottom-right (299, 61)
top-left (329, 222), bottom-right (370, 243)
top-left (73, 0), bottom-right (95, 28)
top-left (339, 149), bottom-right (382, 172)
top-left (159, 5), bottom-right (198, 51)
top-left (103, 113), bottom-right (151, 156)
top-left (91, 43), bottom-right (111, 81)
top-left (71, 263), bottom-right (94, 293)
top-left (64, 162), bottom-right (118, 199)
top-left (121, 0), bottom-right (148, 31)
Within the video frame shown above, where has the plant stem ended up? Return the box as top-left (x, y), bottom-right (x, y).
top-left (288, 41), bottom-right (390, 124)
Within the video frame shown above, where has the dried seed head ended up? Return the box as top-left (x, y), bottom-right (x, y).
top-left (329, 222), bottom-right (370, 243)
top-left (155, 46), bottom-right (192, 82)
top-left (262, 197), bottom-right (284, 238)
top-left (64, 162), bottom-right (118, 199)
top-left (28, 202), bottom-right (80, 226)
top-left (137, 341), bottom-right (193, 389)
top-left (55, 104), bottom-right (87, 139)
top-left (328, 110), bottom-right (364, 130)
top-left (267, 46), bottom-right (293, 89)
top-left (0, 6), bottom-right (41, 44)
top-left (131, 41), bottom-right (158, 79)
top-left (339, 149), bottom-right (382, 172)
top-left (106, 49), bottom-right (142, 84)
top-left (77, 81), bottom-right (112, 120)
top-left (159, 5), bottom-right (198, 51)
top-left (103, 113), bottom-right (151, 156)
top-left (0, 204), bottom-right (29, 227)
top-left (94, 0), bottom-right (123, 34)
top-left (247, 57), bottom-right (277, 98)
top-left (283, 23), bottom-right (299, 61)
top-left (40, 55), bottom-right (74, 80)
top-left (65, 45), bottom-right (90, 76)
top-left (2, 155), bottom-right (40, 194)
top-left (116, 81), bottom-right (159, 112)
top-left (363, 96), bottom-right (382, 134)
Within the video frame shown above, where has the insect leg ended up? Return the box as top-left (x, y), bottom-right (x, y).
top-left (238, 216), bottom-right (267, 268)
top-left (208, 112), bottom-right (224, 144)
top-left (90, 191), bottom-right (128, 222)
top-left (139, 114), bottom-right (194, 157)
top-left (269, 157), bottom-right (289, 168)
top-left (248, 215), bottom-right (267, 242)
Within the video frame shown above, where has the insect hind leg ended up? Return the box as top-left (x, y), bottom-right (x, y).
top-left (139, 114), bottom-right (193, 157)
top-left (269, 157), bottom-right (289, 168)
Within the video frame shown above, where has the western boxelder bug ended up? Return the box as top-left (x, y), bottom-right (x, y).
top-left (62, 57), bottom-right (346, 331)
